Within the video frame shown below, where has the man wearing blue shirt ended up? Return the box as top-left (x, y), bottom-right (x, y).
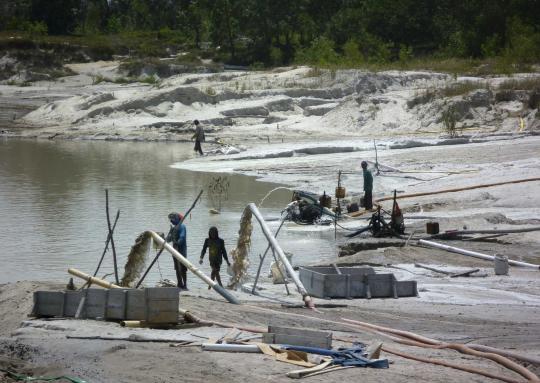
top-left (167, 212), bottom-right (188, 289)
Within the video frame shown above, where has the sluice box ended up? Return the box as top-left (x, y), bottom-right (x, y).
top-left (32, 287), bottom-right (179, 324)
top-left (299, 266), bottom-right (418, 299)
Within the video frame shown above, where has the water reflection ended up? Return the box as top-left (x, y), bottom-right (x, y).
top-left (0, 139), bottom-right (337, 287)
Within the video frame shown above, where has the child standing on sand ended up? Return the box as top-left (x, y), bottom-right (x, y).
top-left (199, 226), bottom-right (230, 288)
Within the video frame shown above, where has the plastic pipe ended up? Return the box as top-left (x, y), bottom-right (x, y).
top-left (201, 343), bottom-right (261, 353)
top-left (68, 268), bottom-right (122, 289)
top-left (148, 231), bottom-right (240, 304)
top-left (418, 239), bottom-right (540, 270)
top-left (247, 203), bottom-right (314, 308)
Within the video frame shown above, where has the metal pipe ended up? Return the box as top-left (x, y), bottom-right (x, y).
top-left (247, 203), bottom-right (314, 308)
top-left (148, 231), bottom-right (240, 304)
top-left (68, 268), bottom-right (122, 289)
top-left (418, 239), bottom-right (540, 270)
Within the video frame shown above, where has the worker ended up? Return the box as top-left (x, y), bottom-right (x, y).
top-left (199, 226), bottom-right (230, 289)
top-left (361, 161), bottom-right (373, 210)
top-left (167, 212), bottom-right (188, 289)
top-left (192, 119), bottom-right (205, 155)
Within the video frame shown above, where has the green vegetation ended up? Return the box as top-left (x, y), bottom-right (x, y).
top-left (498, 77), bottom-right (540, 91)
top-left (0, 1), bottom-right (538, 73)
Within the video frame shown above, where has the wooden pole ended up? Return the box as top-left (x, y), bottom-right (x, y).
top-left (92, 209), bottom-right (120, 278)
top-left (375, 177), bottom-right (540, 203)
top-left (135, 190), bottom-right (204, 288)
top-left (105, 189), bottom-right (119, 284)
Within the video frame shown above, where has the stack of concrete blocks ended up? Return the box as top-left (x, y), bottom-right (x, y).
top-left (32, 287), bottom-right (179, 324)
top-left (263, 325), bottom-right (332, 349)
top-left (299, 266), bottom-right (418, 299)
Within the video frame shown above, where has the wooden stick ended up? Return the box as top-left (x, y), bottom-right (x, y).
top-left (92, 209), bottom-right (120, 278)
top-left (450, 268), bottom-right (480, 278)
top-left (105, 189), bottom-right (119, 285)
top-left (375, 177), bottom-right (540, 203)
top-left (414, 263), bottom-right (453, 275)
top-left (135, 190), bottom-right (204, 288)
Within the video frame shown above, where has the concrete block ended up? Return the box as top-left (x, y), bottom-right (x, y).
top-left (33, 291), bottom-right (65, 317)
top-left (265, 325), bottom-right (332, 349)
top-left (145, 287), bottom-right (179, 324)
top-left (106, 289), bottom-right (128, 320)
top-left (85, 289), bottom-right (107, 318)
top-left (63, 291), bottom-right (83, 317)
top-left (299, 266), bottom-right (417, 299)
top-left (126, 289), bottom-right (145, 320)
top-left (32, 287), bottom-right (180, 324)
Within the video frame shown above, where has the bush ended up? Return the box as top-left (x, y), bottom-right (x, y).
top-left (23, 21), bottom-right (48, 37)
top-left (295, 37), bottom-right (339, 66)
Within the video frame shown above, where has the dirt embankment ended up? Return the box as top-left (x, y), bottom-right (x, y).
top-left (0, 278), bottom-right (539, 383)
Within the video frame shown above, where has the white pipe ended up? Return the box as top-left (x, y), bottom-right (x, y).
top-left (247, 203), bottom-right (314, 307)
top-left (201, 343), bottom-right (262, 353)
top-left (418, 239), bottom-right (540, 270)
top-left (148, 231), bottom-right (240, 304)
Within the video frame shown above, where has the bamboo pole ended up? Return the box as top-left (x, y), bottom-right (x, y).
top-left (121, 320), bottom-right (145, 328)
top-left (375, 177), bottom-right (540, 203)
top-left (247, 203), bottom-right (314, 308)
top-left (68, 268), bottom-right (121, 289)
top-left (148, 231), bottom-right (240, 304)
top-left (418, 239), bottom-right (540, 269)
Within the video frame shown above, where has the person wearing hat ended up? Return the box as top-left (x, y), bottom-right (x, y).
top-left (167, 212), bottom-right (188, 289)
top-left (361, 161), bottom-right (373, 210)
top-left (192, 119), bottom-right (205, 155)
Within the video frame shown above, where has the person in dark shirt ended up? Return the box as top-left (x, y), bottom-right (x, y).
top-left (199, 226), bottom-right (230, 288)
top-left (362, 160), bottom-right (373, 210)
top-left (192, 119), bottom-right (205, 155)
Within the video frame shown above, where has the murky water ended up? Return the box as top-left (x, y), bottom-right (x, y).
top-left (0, 139), bottom-right (337, 288)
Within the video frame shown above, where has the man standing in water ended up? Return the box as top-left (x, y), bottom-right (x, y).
top-left (192, 119), bottom-right (205, 155)
top-left (362, 161), bottom-right (373, 210)
top-left (167, 212), bottom-right (188, 289)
